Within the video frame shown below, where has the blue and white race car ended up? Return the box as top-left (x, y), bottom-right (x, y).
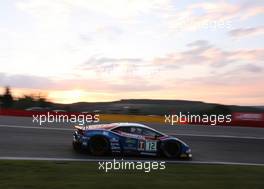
top-left (72, 123), bottom-right (192, 159)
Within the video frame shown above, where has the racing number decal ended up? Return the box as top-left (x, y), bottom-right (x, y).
top-left (145, 141), bottom-right (157, 151)
top-left (138, 140), bottom-right (157, 151)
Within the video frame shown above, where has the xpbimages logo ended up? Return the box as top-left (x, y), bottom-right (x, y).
top-left (32, 112), bottom-right (100, 125)
top-left (98, 159), bottom-right (166, 173)
top-left (165, 112), bottom-right (232, 126)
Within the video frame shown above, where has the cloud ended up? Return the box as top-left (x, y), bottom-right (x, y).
top-left (187, 40), bottom-right (211, 48)
top-left (165, 1), bottom-right (264, 32)
top-left (85, 57), bottom-right (142, 64)
top-left (79, 56), bottom-right (143, 74)
top-left (229, 26), bottom-right (264, 37)
top-left (241, 5), bottom-right (264, 19)
top-left (239, 64), bottom-right (263, 73)
top-left (16, 1), bottom-right (263, 34)
top-left (0, 72), bottom-right (162, 93)
top-left (14, 0), bottom-right (264, 39)
top-left (16, 0), bottom-right (171, 22)
top-left (158, 63), bottom-right (264, 105)
top-left (78, 56), bottom-right (161, 79)
top-left (153, 40), bottom-right (264, 67)
top-left (0, 73), bottom-right (55, 89)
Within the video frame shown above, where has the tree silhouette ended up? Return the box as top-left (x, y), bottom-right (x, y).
top-left (1, 86), bottom-right (14, 108)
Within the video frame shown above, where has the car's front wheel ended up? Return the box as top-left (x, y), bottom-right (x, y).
top-left (89, 136), bottom-right (110, 156)
top-left (161, 140), bottom-right (181, 158)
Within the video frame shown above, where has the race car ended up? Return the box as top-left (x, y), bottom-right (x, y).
top-left (72, 122), bottom-right (192, 159)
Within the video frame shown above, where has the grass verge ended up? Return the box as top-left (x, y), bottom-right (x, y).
top-left (0, 160), bottom-right (263, 189)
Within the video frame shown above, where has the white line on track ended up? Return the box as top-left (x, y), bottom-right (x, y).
top-left (1, 124), bottom-right (264, 140)
top-left (0, 156), bottom-right (263, 166)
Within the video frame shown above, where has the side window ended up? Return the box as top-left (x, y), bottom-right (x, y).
top-left (142, 128), bottom-right (161, 137)
top-left (130, 127), bottom-right (143, 135)
top-left (112, 126), bottom-right (130, 133)
top-left (112, 126), bottom-right (162, 137)
top-left (112, 126), bottom-right (143, 135)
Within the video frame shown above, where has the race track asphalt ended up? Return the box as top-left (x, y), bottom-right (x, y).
top-left (0, 116), bottom-right (264, 165)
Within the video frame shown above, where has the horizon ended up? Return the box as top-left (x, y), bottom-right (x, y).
top-left (1, 86), bottom-right (263, 107)
top-left (1, 1), bottom-right (263, 106)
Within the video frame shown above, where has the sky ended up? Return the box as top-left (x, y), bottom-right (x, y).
top-left (0, 0), bottom-right (263, 105)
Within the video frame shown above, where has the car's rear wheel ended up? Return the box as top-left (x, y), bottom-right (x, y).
top-left (72, 141), bottom-right (80, 151)
top-left (161, 140), bottom-right (181, 158)
top-left (89, 136), bottom-right (110, 156)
